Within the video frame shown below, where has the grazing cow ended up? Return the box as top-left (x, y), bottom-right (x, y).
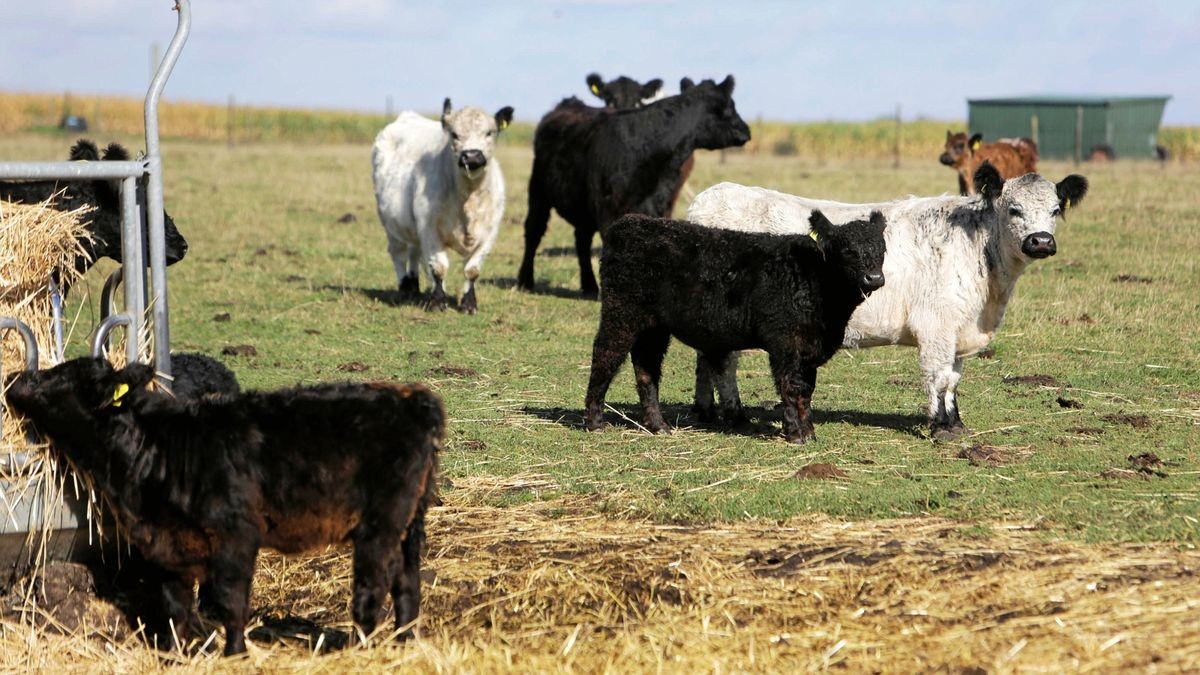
top-left (586, 72), bottom-right (696, 223)
top-left (584, 211), bottom-right (887, 443)
top-left (4, 357), bottom-right (444, 655)
top-left (940, 131), bottom-right (1038, 195)
top-left (585, 72), bottom-right (665, 109)
top-left (0, 139), bottom-right (188, 287)
top-left (372, 98), bottom-right (514, 314)
top-left (517, 75), bottom-right (751, 297)
top-left (686, 163), bottom-right (1089, 440)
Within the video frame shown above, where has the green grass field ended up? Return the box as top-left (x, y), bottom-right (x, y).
top-left (1, 131), bottom-right (1198, 670)
top-left (6, 131), bottom-right (1195, 544)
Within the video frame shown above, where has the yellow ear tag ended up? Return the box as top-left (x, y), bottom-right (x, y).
top-left (809, 231), bottom-right (820, 242)
top-left (971, 139), bottom-right (981, 150)
top-left (500, 119), bottom-right (508, 130)
top-left (590, 84), bottom-right (600, 94)
top-left (1065, 199), bottom-right (1071, 210)
top-left (112, 383), bottom-right (130, 407)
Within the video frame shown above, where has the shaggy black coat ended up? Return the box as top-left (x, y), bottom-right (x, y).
top-left (0, 140), bottom-right (188, 285)
top-left (4, 357), bottom-right (444, 656)
top-left (584, 212), bottom-right (888, 443)
top-left (517, 76), bottom-right (751, 297)
top-left (169, 352), bottom-right (240, 400)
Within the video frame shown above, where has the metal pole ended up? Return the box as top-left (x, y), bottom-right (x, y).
top-left (119, 176), bottom-right (145, 365)
top-left (91, 315), bottom-right (132, 359)
top-left (0, 317), bottom-right (39, 437)
top-left (144, 0), bottom-right (191, 386)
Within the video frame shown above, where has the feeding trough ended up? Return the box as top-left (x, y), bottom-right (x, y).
top-left (0, 0), bottom-right (192, 581)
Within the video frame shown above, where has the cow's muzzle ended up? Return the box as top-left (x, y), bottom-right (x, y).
top-left (938, 152), bottom-right (955, 166)
top-left (859, 271), bottom-right (885, 293)
top-left (1021, 232), bottom-right (1057, 258)
top-left (459, 150), bottom-right (487, 172)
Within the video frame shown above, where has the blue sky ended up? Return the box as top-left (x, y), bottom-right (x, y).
top-left (2, 1), bottom-right (1196, 124)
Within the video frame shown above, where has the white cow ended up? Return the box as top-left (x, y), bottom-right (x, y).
top-left (686, 164), bottom-right (1088, 439)
top-left (372, 98), bottom-right (514, 314)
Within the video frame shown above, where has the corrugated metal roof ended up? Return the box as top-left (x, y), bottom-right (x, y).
top-left (968, 95), bottom-right (1171, 106)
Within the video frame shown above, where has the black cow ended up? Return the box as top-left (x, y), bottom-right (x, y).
top-left (0, 140), bottom-right (188, 287)
top-left (585, 72), bottom-right (664, 109)
top-left (517, 75), bottom-right (751, 297)
top-left (4, 357), bottom-right (443, 655)
top-left (584, 211), bottom-right (888, 443)
top-left (169, 352), bottom-right (240, 401)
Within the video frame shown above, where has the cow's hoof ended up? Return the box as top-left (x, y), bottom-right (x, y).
top-left (784, 429), bottom-right (815, 445)
top-left (584, 417), bottom-right (605, 432)
top-left (723, 407), bottom-right (749, 427)
top-left (424, 297), bottom-right (448, 312)
top-left (643, 417), bottom-right (669, 434)
top-left (458, 297), bottom-right (478, 315)
top-left (931, 425), bottom-right (968, 442)
top-left (692, 403), bottom-right (719, 423)
top-left (580, 287), bottom-right (599, 300)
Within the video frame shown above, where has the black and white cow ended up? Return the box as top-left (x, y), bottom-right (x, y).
top-left (686, 163), bottom-right (1089, 439)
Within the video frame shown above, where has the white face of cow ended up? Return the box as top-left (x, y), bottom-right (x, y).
top-left (441, 99), bottom-right (514, 180)
top-left (979, 169), bottom-right (1089, 261)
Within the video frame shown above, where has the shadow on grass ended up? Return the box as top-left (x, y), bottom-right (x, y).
top-left (521, 403), bottom-right (926, 439)
top-left (482, 277), bottom-right (596, 302)
top-left (318, 284), bottom-right (448, 310)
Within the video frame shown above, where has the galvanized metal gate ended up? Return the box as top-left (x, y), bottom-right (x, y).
top-left (0, 0), bottom-right (192, 572)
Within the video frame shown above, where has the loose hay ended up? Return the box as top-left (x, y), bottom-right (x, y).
top-left (2, 479), bottom-right (1196, 673)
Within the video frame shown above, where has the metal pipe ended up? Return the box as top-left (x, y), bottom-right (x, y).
top-left (99, 268), bottom-right (123, 323)
top-left (0, 317), bottom-right (39, 438)
top-left (0, 161), bottom-right (145, 180)
top-left (0, 318), bottom-right (39, 372)
top-left (143, 0), bottom-right (190, 386)
top-left (48, 278), bottom-right (64, 363)
top-left (91, 315), bottom-right (132, 358)
top-left (119, 176), bottom-right (145, 365)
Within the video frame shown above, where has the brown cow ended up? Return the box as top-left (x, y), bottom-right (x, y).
top-left (940, 131), bottom-right (1038, 195)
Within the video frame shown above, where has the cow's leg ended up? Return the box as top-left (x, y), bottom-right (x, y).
top-left (630, 327), bottom-right (671, 433)
top-left (769, 350), bottom-right (817, 444)
top-left (585, 309), bottom-right (646, 431)
top-left (400, 243), bottom-right (421, 298)
top-left (207, 536), bottom-right (259, 656)
top-left (459, 240), bottom-right (492, 315)
top-left (517, 181), bottom-right (551, 291)
top-left (918, 337), bottom-right (965, 441)
top-left (575, 224), bottom-right (600, 298)
top-left (713, 351), bottom-right (747, 426)
top-left (942, 357), bottom-right (967, 432)
top-left (692, 351), bottom-right (718, 422)
top-left (352, 528), bottom-right (399, 644)
top-left (386, 231), bottom-right (419, 298)
top-left (392, 506), bottom-right (427, 639)
top-left (423, 249), bottom-right (451, 312)
top-left (160, 573), bottom-right (194, 652)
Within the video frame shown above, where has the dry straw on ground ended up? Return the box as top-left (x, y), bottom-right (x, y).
top-left (1, 475), bottom-right (1195, 673)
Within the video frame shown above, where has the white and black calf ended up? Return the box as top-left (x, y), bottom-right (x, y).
top-left (687, 163), bottom-right (1089, 440)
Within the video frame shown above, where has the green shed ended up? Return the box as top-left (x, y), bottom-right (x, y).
top-left (967, 95), bottom-right (1170, 161)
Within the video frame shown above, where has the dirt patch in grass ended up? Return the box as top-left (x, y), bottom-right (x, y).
top-left (335, 361), bottom-right (369, 372)
top-left (957, 444), bottom-right (1031, 466)
top-left (794, 463), bottom-right (848, 480)
top-left (1066, 426), bottom-right (1105, 436)
top-left (1102, 412), bottom-right (1153, 429)
top-left (212, 312), bottom-right (231, 322)
top-left (427, 365), bottom-right (479, 378)
top-left (1056, 397), bottom-right (1084, 409)
top-left (1002, 374), bottom-right (1064, 387)
top-left (221, 344), bottom-right (258, 357)
top-left (1113, 274), bottom-right (1153, 284)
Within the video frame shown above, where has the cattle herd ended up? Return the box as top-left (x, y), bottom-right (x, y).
top-left (1, 71), bottom-right (1088, 656)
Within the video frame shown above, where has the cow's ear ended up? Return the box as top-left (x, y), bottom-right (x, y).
top-left (680, 77), bottom-right (695, 92)
top-left (718, 74), bottom-right (736, 94)
top-left (974, 161), bottom-right (1003, 205)
top-left (118, 363), bottom-right (156, 390)
top-left (642, 78), bottom-right (663, 99)
top-left (808, 210), bottom-right (834, 241)
top-left (969, 133), bottom-right (983, 152)
top-left (1056, 175), bottom-right (1088, 216)
top-left (869, 210), bottom-right (887, 230)
top-left (494, 106), bottom-right (514, 132)
top-left (441, 98), bottom-right (453, 129)
top-left (586, 73), bottom-right (604, 97)
top-left (69, 139), bottom-right (100, 161)
top-left (946, 130), bottom-right (953, 141)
